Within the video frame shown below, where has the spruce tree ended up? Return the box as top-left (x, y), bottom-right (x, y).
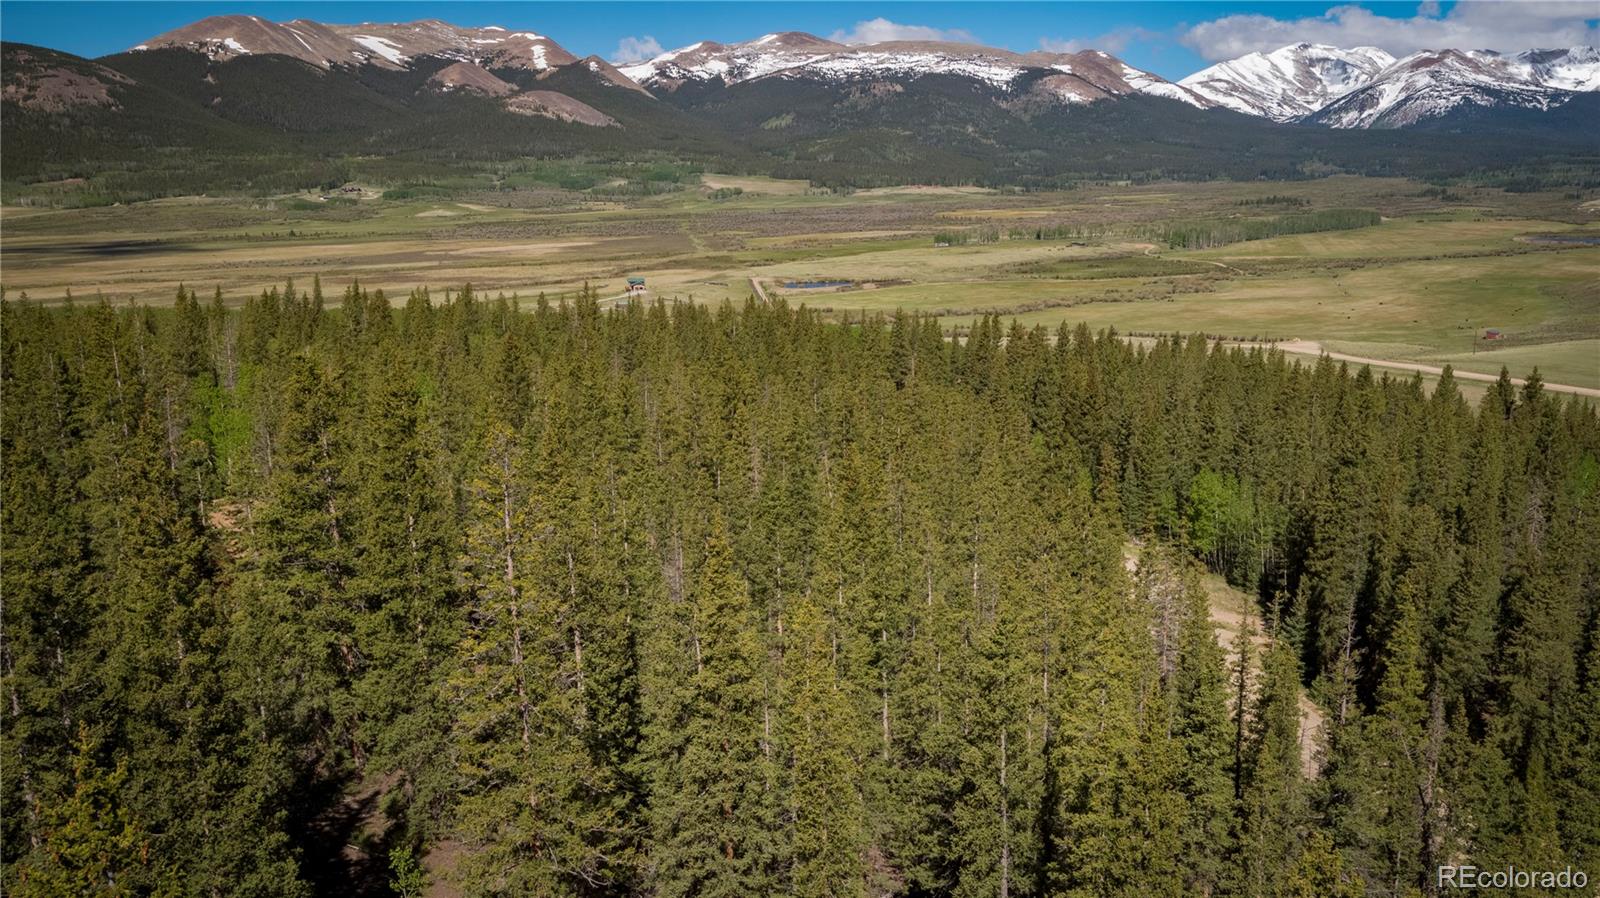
top-left (782, 591), bottom-right (868, 898)
top-left (451, 416), bottom-right (618, 894)
top-left (1233, 637), bottom-right (1307, 898)
top-left (11, 727), bottom-right (176, 898)
top-left (1168, 560), bottom-right (1235, 894)
top-left (648, 518), bottom-right (770, 898)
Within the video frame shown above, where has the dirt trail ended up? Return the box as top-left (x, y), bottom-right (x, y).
top-left (750, 276), bottom-right (770, 303)
top-left (1125, 544), bottom-right (1325, 777)
top-left (1202, 570), bottom-right (1326, 778)
top-left (1136, 242), bottom-right (1246, 275)
top-left (1239, 339), bottom-right (1600, 399)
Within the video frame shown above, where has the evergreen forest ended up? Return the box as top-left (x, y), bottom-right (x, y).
top-left (3, 284), bottom-right (1597, 897)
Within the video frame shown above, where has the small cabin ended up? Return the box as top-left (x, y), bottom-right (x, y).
top-left (1483, 328), bottom-right (1504, 341)
top-left (626, 277), bottom-right (646, 294)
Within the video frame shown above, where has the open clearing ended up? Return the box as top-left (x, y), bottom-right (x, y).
top-left (4, 176), bottom-right (1595, 389)
top-left (1200, 564), bottom-right (1325, 778)
top-left (1127, 543), bottom-right (1325, 777)
top-left (699, 173), bottom-right (814, 195)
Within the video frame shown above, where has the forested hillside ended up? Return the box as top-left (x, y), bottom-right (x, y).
top-left (7, 39), bottom-right (1600, 203)
top-left (3, 287), bottom-right (1597, 896)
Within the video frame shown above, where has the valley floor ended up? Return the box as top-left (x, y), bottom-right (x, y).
top-left (3, 174), bottom-right (1595, 388)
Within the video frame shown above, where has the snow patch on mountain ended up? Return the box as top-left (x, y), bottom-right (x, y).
top-left (619, 35), bottom-right (847, 86)
top-left (1179, 43), bottom-right (1395, 121)
top-left (618, 33), bottom-right (1208, 109)
top-left (1185, 42), bottom-right (1598, 127)
top-left (1512, 46), bottom-right (1600, 91)
top-left (135, 16), bottom-right (580, 73)
top-left (1308, 47), bottom-right (1581, 128)
top-left (1119, 64), bottom-right (1208, 105)
top-left (283, 26), bottom-right (317, 54)
top-left (785, 48), bottom-right (1024, 88)
top-left (352, 35), bottom-right (406, 65)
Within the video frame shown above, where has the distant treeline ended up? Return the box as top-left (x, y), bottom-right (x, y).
top-left (1146, 208), bottom-right (1382, 249)
top-left (1008, 223), bottom-right (1112, 241)
top-left (1234, 195), bottom-right (1310, 207)
top-left (937, 224), bottom-right (1114, 246)
top-left (932, 226), bottom-right (1001, 246)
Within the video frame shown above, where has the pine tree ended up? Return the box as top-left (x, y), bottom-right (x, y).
top-left (1281, 831), bottom-right (1363, 898)
top-left (1168, 560), bottom-right (1235, 894)
top-left (1299, 376), bottom-right (1376, 724)
top-left (225, 354), bottom-right (354, 760)
top-left (648, 517), bottom-right (770, 898)
top-left (1233, 636), bottom-right (1307, 898)
top-left (1555, 617), bottom-right (1600, 873)
top-left (783, 591), bottom-right (868, 898)
top-left (347, 355), bottom-right (455, 778)
top-left (450, 416), bottom-right (619, 894)
top-left (950, 597), bottom-right (1043, 898)
top-left (12, 727), bottom-right (176, 897)
top-left (1049, 545), bottom-right (1184, 897)
top-left (1337, 583), bottom-right (1435, 895)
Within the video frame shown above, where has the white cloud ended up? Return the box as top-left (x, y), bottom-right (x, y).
top-left (1040, 27), bottom-right (1159, 55)
top-left (1181, 1), bottom-right (1600, 61)
top-left (612, 35), bottom-right (664, 64)
top-left (827, 17), bottom-right (976, 46)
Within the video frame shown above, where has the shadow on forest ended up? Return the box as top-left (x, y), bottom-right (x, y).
top-left (289, 767), bottom-right (402, 898)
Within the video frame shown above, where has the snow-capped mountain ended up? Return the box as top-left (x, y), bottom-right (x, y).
top-left (577, 55), bottom-right (656, 96)
top-left (1010, 49), bottom-right (1214, 106)
top-left (1508, 46), bottom-right (1600, 92)
top-left (1307, 47), bottom-right (1592, 128)
top-left (1178, 43), bottom-right (1395, 121)
top-left (135, 15), bottom-right (581, 73)
top-left (618, 32), bottom-right (847, 88)
top-left (1185, 41), bottom-right (1599, 127)
top-left (772, 41), bottom-right (1036, 89)
top-left (620, 33), bottom-right (1209, 107)
top-left (125, 16), bottom-right (1597, 131)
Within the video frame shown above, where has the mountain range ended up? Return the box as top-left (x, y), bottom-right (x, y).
top-left (613, 32), bottom-right (1212, 108)
top-left (1181, 42), bottom-right (1600, 127)
top-left (124, 15), bottom-right (1600, 129)
top-left (4, 14), bottom-right (1597, 196)
top-left (134, 16), bottom-right (580, 73)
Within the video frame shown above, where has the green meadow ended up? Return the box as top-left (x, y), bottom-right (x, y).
top-left (4, 174), bottom-right (1595, 388)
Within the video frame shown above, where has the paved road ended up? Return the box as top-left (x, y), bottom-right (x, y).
top-left (1240, 339), bottom-right (1600, 399)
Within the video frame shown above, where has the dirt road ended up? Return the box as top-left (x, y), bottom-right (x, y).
top-left (1137, 242), bottom-right (1245, 275)
top-left (1235, 339), bottom-right (1600, 399)
top-left (749, 277), bottom-right (770, 303)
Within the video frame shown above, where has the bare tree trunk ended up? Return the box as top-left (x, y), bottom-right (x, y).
top-left (1000, 726), bottom-right (1011, 898)
top-left (881, 631), bottom-right (891, 763)
top-left (502, 472), bottom-right (533, 750)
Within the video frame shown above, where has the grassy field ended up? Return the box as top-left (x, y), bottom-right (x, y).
top-left (4, 174), bottom-right (1596, 388)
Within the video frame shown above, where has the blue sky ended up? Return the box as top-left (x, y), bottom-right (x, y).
top-left (3, 1), bottom-right (1596, 80)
